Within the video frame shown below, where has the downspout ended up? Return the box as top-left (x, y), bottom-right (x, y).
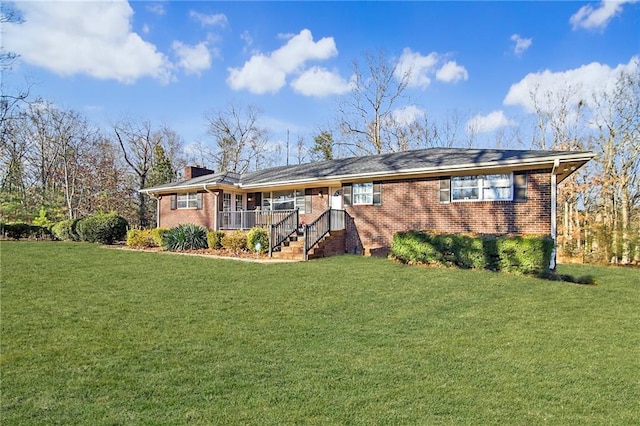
top-left (550, 159), bottom-right (559, 271)
top-left (204, 186), bottom-right (219, 231)
top-left (147, 192), bottom-right (160, 228)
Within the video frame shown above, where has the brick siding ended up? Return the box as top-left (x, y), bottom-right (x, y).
top-left (344, 169), bottom-right (552, 256)
top-left (158, 192), bottom-right (216, 229)
top-left (157, 170), bottom-right (553, 258)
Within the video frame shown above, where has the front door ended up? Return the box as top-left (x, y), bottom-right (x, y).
top-left (330, 187), bottom-right (342, 210)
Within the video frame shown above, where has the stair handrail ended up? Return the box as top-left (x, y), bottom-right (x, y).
top-left (269, 208), bottom-right (299, 257)
top-left (303, 207), bottom-right (332, 261)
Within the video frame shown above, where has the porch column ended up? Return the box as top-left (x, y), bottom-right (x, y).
top-left (212, 191), bottom-right (220, 231)
top-left (550, 160), bottom-right (559, 271)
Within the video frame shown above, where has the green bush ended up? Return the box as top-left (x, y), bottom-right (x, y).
top-left (2, 223), bottom-right (52, 240)
top-left (221, 230), bottom-right (248, 252)
top-left (206, 230), bottom-right (226, 250)
top-left (76, 213), bottom-right (128, 244)
top-left (126, 228), bottom-right (158, 248)
top-left (247, 227), bottom-right (269, 254)
top-left (392, 231), bottom-right (553, 275)
top-left (51, 219), bottom-right (80, 241)
top-left (162, 224), bottom-right (208, 251)
top-left (496, 235), bottom-right (554, 275)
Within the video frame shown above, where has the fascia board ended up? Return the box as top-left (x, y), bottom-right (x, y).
top-left (239, 153), bottom-right (595, 189)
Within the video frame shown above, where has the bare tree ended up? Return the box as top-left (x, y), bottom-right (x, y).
top-left (591, 69), bottom-right (640, 264)
top-left (114, 118), bottom-right (183, 227)
top-left (338, 49), bottom-right (412, 155)
top-left (204, 103), bottom-right (269, 173)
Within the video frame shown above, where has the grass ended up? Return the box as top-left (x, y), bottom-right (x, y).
top-left (1, 241), bottom-right (639, 425)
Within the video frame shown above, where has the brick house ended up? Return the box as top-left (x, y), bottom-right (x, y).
top-left (141, 148), bottom-right (593, 265)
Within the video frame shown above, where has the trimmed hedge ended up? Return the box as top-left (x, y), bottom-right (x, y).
top-left (1, 223), bottom-right (53, 240)
top-left (206, 230), bottom-right (225, 250)
top-left (392, 231), bottom-right (554, 275)
top-left (221, 230), bottom-right (248, 252)
top-left (126, 228), bottom-right (157, 248)
top-left (75, 213), bottom-right (128, 244)
top-left (152, 228), bottom-right (169, 247)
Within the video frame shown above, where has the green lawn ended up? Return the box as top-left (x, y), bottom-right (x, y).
top-left (1, 241), bottom-right (639, 425)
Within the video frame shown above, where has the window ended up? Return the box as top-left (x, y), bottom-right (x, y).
top-left (262, 190), bottom-right (307, 213)
top-left (343, 182), bottom-right (381, 206)
top-left (482, 174), bottom-right (512, 200)
top-left (443, 173), bottom-right (515, 202)
top-left (171, 192), bottom-right (202, 210)
top-left (353, 182), bottom-right (373, 205)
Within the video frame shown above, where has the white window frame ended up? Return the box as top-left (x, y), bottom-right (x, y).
top-left (261, 190), bottom-right (306, 213)
top-left (177, 192), bottom-right (199, 209)
top-left (451, 173), bottom-right (513, 202)
top-left (352, 182), bottom-right (374, 205)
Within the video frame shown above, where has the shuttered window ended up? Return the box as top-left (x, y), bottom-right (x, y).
top-left (344, 182), bottom-right (381, 206)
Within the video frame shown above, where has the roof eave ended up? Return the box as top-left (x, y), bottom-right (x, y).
top-left (240, 152), bottom-right (595, 189)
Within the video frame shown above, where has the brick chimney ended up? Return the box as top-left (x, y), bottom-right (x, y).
top-left (184, 166), bottom-right (215, 180)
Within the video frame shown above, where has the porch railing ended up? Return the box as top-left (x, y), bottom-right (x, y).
top-left (269, 209), bottom-right (299, 257)
top-left (218, 209), bottom-right (296, 230)
top-left (303, 208), bottom-right (345, 260)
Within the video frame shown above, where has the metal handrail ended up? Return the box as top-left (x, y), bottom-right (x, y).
top-left (269, 209), bottom-right (299, 257)
top-left (304, 208), bottom-right (331, 260)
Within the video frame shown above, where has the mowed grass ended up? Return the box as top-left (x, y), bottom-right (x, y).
top-left (1, 242), bottom-right (639, 425)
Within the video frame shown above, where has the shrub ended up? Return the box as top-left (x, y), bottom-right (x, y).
top-left (207, 230), bottom-right (226, 250)
top-left (496, 235), bottom-right (554, 275)
top-left (392, 231), bottom-right (553, 275)
top-left (162, 223), bottom-right (208, 251)
top-left (221, 230), bottom-right (248, 252)
top-left (2, 223), bottom-right (51, 240)
top-left (76, 213), bottom-right (128, 244)
top-left (247, 227), bottom-right (269, 253)
top-left (151, 228), bottom-right (170, 247)
top-left (126, 228), bottom-right (157, 248)
top-left (52, 219), bottom-right (80, 241)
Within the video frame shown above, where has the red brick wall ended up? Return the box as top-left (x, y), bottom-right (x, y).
top-left (300, 187), bottom-right (329, 224)
top-left (344, 169), bottom-right (552, 256)
top-left (158, 192), bottom-right (216, 229)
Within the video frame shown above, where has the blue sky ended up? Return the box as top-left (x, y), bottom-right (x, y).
top-left (3, 0), bottom-right (639, 163)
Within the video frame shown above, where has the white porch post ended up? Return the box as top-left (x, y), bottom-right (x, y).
top-left (550, 159), bottom-right (559, 271)
top-left (212, 191), bottom-right (220, 231)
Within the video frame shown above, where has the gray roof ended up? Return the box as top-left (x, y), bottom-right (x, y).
top-left (142, 147), bottom-right (594, 193)
top-left (143, 170), bottom-right (240, 192)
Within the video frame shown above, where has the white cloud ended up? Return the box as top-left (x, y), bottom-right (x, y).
top-left (436, 61), bottom-right (469, 83)
top-left (142, 24), bottom-right (150, 34)
top-left (395, 48), bottom-right (468, 87)
top-left (147, 3), bottom-right (166, 16)
top-left (570, 0), bottom-right (637, 31)
top-left (391, 105), bottom-right (426, 126)
top-left (241, 31), bottom-right (254, 48)
top-left (4, 1), bottom-right (172, 84)
top-left (504, 56), bottom-right (639, 113)
top-left (227, 29), bottom-right (338, 94)
top-left (511, 34), bottom-right (532, 56)
top-left (466, 110), bottom-right (516, 133)
top-left (395, 48), bottom-right (438, 88)
top-left (291, 67), bottom-right (352, 97)
top-left (172, 41), bottom-right (212, 76)
top-left (189, 10), bottom-right (228, 27)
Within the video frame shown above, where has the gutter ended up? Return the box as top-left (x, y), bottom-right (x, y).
top-left (141, 151), bottom-right (595, 194)
top-left (239, 152), bottom-right (596, 189)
